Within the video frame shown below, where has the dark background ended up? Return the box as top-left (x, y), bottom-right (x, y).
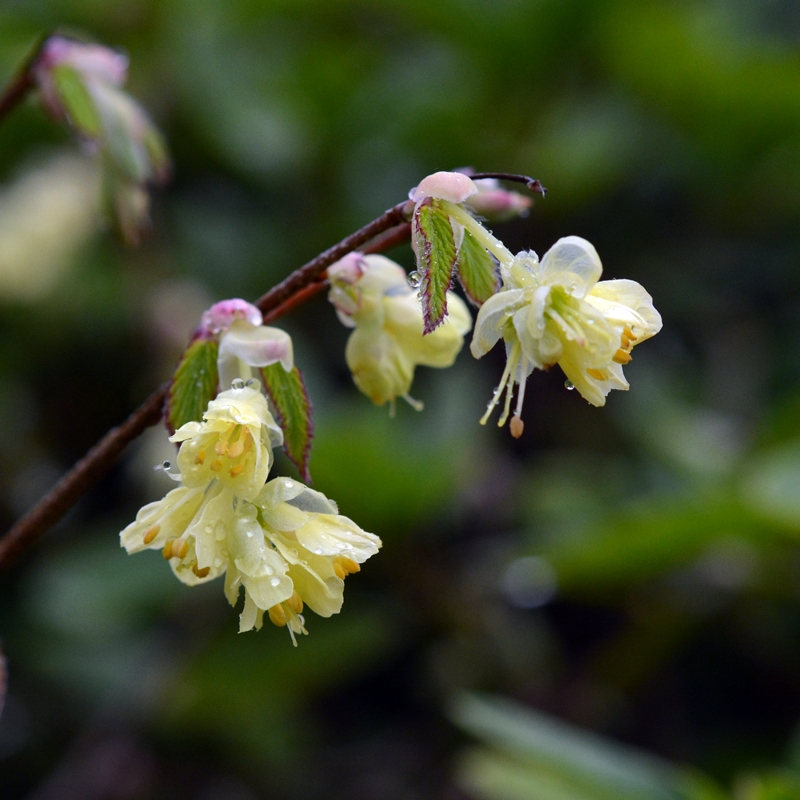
top-left (1, 1), bottom-right (800, 798)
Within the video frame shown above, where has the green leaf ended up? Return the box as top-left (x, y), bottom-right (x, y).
top-left (167, 338), bottom-right (219, 432)
top-left (456, 227), bottom-right (499, 306)
top-left (452, 693), bottom-right (707, 800)
top-left (413, 200), bottom-right (457, 333)
top-left (261, 363), bottom-right (314, 482)
top-left (51, 65), bottom-right (103, 137)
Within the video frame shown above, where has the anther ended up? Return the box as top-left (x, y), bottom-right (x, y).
top-left (623, 325), bottom-right (637, 342)
top-left (333, 562), bottom-right (346, 579)
top-left (287, 591), bottom-right (304, 614)
top-left (143, 524), bottom-right (160, 544)
top-left (209, 459), bottom-right (223, 472)
top-left (613, 349), bottom-right (633, 364)
top-left (334, 556), bottom-right (360, 576)
top-left (586, 368), bottom-right (606, 380)
top-left (227, 439), bottom-right (245, 459)
top-left (195, 450), bottom-right (206, 465)
top-left (268, 604), bottom-right (287, 627)
top-left (162, 540), bottom-right (175, 559)
top-left (172, 538), bottom-right (189, 559)
top-left (192, 565), bottom-right (210, 578)
top-left (229, 464), bottom-right (244, 478)
top-left (510, 415), bottom-right (525, 439)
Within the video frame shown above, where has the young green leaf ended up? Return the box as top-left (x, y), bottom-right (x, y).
top-left (50, 65), bottom-right (103, 137)
top-left (413, 200), bottom-right (457, 333)
top-left (261, 363), bottom-right (314, 483)
top-left (167, 338), bottom-right (219, 432)
top-left (455, 228), bottom-right (500, 306)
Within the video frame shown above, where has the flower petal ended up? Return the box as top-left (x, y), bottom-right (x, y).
top-left (586, 279), bottom-right (662, 341)
top-left (538, 236), bottom-right (603, 298)
top-left (470, 288), bottom-right (524, 358)
top-left (218, 320), bottom-right (294, 389)
top-left (410, 171), bottom-right (478, 204)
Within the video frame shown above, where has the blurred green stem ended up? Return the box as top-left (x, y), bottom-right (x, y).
top-left (0, 200), bottom-right (413, 571)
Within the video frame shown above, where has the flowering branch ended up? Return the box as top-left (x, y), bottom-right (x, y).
top-left (468, 172), bottom-right (547, 197)
top-left (0, 200), bottom-right (413, 571)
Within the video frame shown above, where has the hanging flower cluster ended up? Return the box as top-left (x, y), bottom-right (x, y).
top-left (121, 384), bottom-right (380, 645)
top-left (328, 252), bottom-right (471, 412)
top-left (121, 169), bottom-right (660, 644)
top-left (32, 35), bottom-right (170, 244)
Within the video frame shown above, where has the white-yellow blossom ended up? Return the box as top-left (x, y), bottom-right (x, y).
top-left (328, 252), bottom-right (472, 410)
top-left (471, 236), bottom-right (661, 435)
top-left (120, 384), bottom-right (380, 644)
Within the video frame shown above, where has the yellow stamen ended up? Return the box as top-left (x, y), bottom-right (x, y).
top-left (227, 440), bottom-right (245, 459)
top-left (162, 540), bottom-right (175, 559)
top-left (620, 334), bottom-right (632, 349)
top-left (287, 591), bottom-right (304, 614)
top-left (143, 524), bottom-right (160, 544)
top-left (172, 538), bottom-right (189, 559)
top-left (209, 459), bottom-right (223, 472)
top-left (623, 325), bottom-right (637, 342)
top-left (193, 565), bottom-right (210, 578)
top-left (215, 439), bottom-right (228, 456)
top-left (613, 349), bottom-right (633, 364)
top-left (268, 604), bottom-right (287, 627)
top-left (333, 562), bottom-right (346, 579)
top-left (195, 450), bottom-right (206, 465)
top-left (334, 556), bottom-right (360, 576)
top-left (509, 416), bottom-right (524, 439)
top-left (229, 464), bottom-right (244, 478)
top-left (587, 368), bottom-right (606, 380)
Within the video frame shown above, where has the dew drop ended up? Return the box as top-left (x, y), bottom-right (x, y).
top-left (407, 271), bottom-right (421, 288)
top-left (264, 565), bottom-right (273, 576)
top-left (231, 378), bottom-right (245, 390)
top-left (270, 577), bottom-right (281, 587)
top-left (204, 525), bottom-right (213, 534)
top-left (314, 548), bottom-right (323, 555)
top-left (564, 380), bottom-right (575, 390)
top-left (214, 558), bottom-right (222, 568)
top-left (162, 461), bottom-right (171, 470)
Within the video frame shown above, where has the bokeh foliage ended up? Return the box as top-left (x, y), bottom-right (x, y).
top-left (1, 0), bottom-right (800, 798)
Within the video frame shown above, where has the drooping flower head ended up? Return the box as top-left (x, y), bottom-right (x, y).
top-left (121, 384), bottom-right (380, 644)
top-left (471, 236), bottom-right (661, 436)
top-left (198, 298), bottom-right (294, 391)
top-left (32, 35), bottom-right (170, 245)
top-left (328, 252), bottom-right (472, 411)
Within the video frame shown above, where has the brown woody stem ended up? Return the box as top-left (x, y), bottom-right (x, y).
top-left (0, 200), bottom-right (413, 571)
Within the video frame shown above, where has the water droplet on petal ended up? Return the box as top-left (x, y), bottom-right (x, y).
top-left (231, 378), bottom-right (245, 390)
top-left (205, 525), bottom-right (213, 534)
top-left (270, 577), bottom-right (281, 587)
top-left (314, 548), bottom-right (323, 555)
top-left (564, 380), bottom-right (575, 390)
top-left (162, 461), bottom-right (171, 470)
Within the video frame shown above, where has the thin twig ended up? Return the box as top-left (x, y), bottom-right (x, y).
top-left (0, 200), bottom-right (414, 571)
top-left (0, 33), bottom-right (51, 125)
top-left (261, 278), bottom-right (328, 324)
top-left (361, 222), bottom-right (412, 256)
top-left (469, 172), bottom-right (547, 197)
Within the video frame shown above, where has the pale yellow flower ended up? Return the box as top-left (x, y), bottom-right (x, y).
top-left (471, 236), bottom-right (661, 435)
top-left (121, 386), bottom-right (380, 644)
top-left (329, 253), bottom-right (472, 410)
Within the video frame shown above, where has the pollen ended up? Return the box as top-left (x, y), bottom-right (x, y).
top-left (143, 524), bottom-right (160, 544)
top-left (586, 368), bottom-right (606, 380)
top-left (269, 604), bottom-right (287, 627)
top-left (192, 565), bottom-right (210, 578)
top-left (613, 349), bottom-right (632, 364)
top-left (209, 459), bottom-right (223, 472)
top-left (195, 450), bottom-right (206, 465)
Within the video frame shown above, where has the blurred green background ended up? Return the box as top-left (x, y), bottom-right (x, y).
top-left (2, 1), bottom-right (800, 798)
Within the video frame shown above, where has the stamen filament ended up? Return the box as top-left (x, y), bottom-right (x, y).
top-left (440, 200), bottom-right (516, 267)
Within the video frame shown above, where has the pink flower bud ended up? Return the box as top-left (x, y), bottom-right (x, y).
top-left (200, 299), bottom-right (263, 336)
top-left (328, 252), bottom-right (367, 285)
top-left (466, 179), bottom-right (533, 221)
top-left (409, 171), bottom-right (478, 204)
